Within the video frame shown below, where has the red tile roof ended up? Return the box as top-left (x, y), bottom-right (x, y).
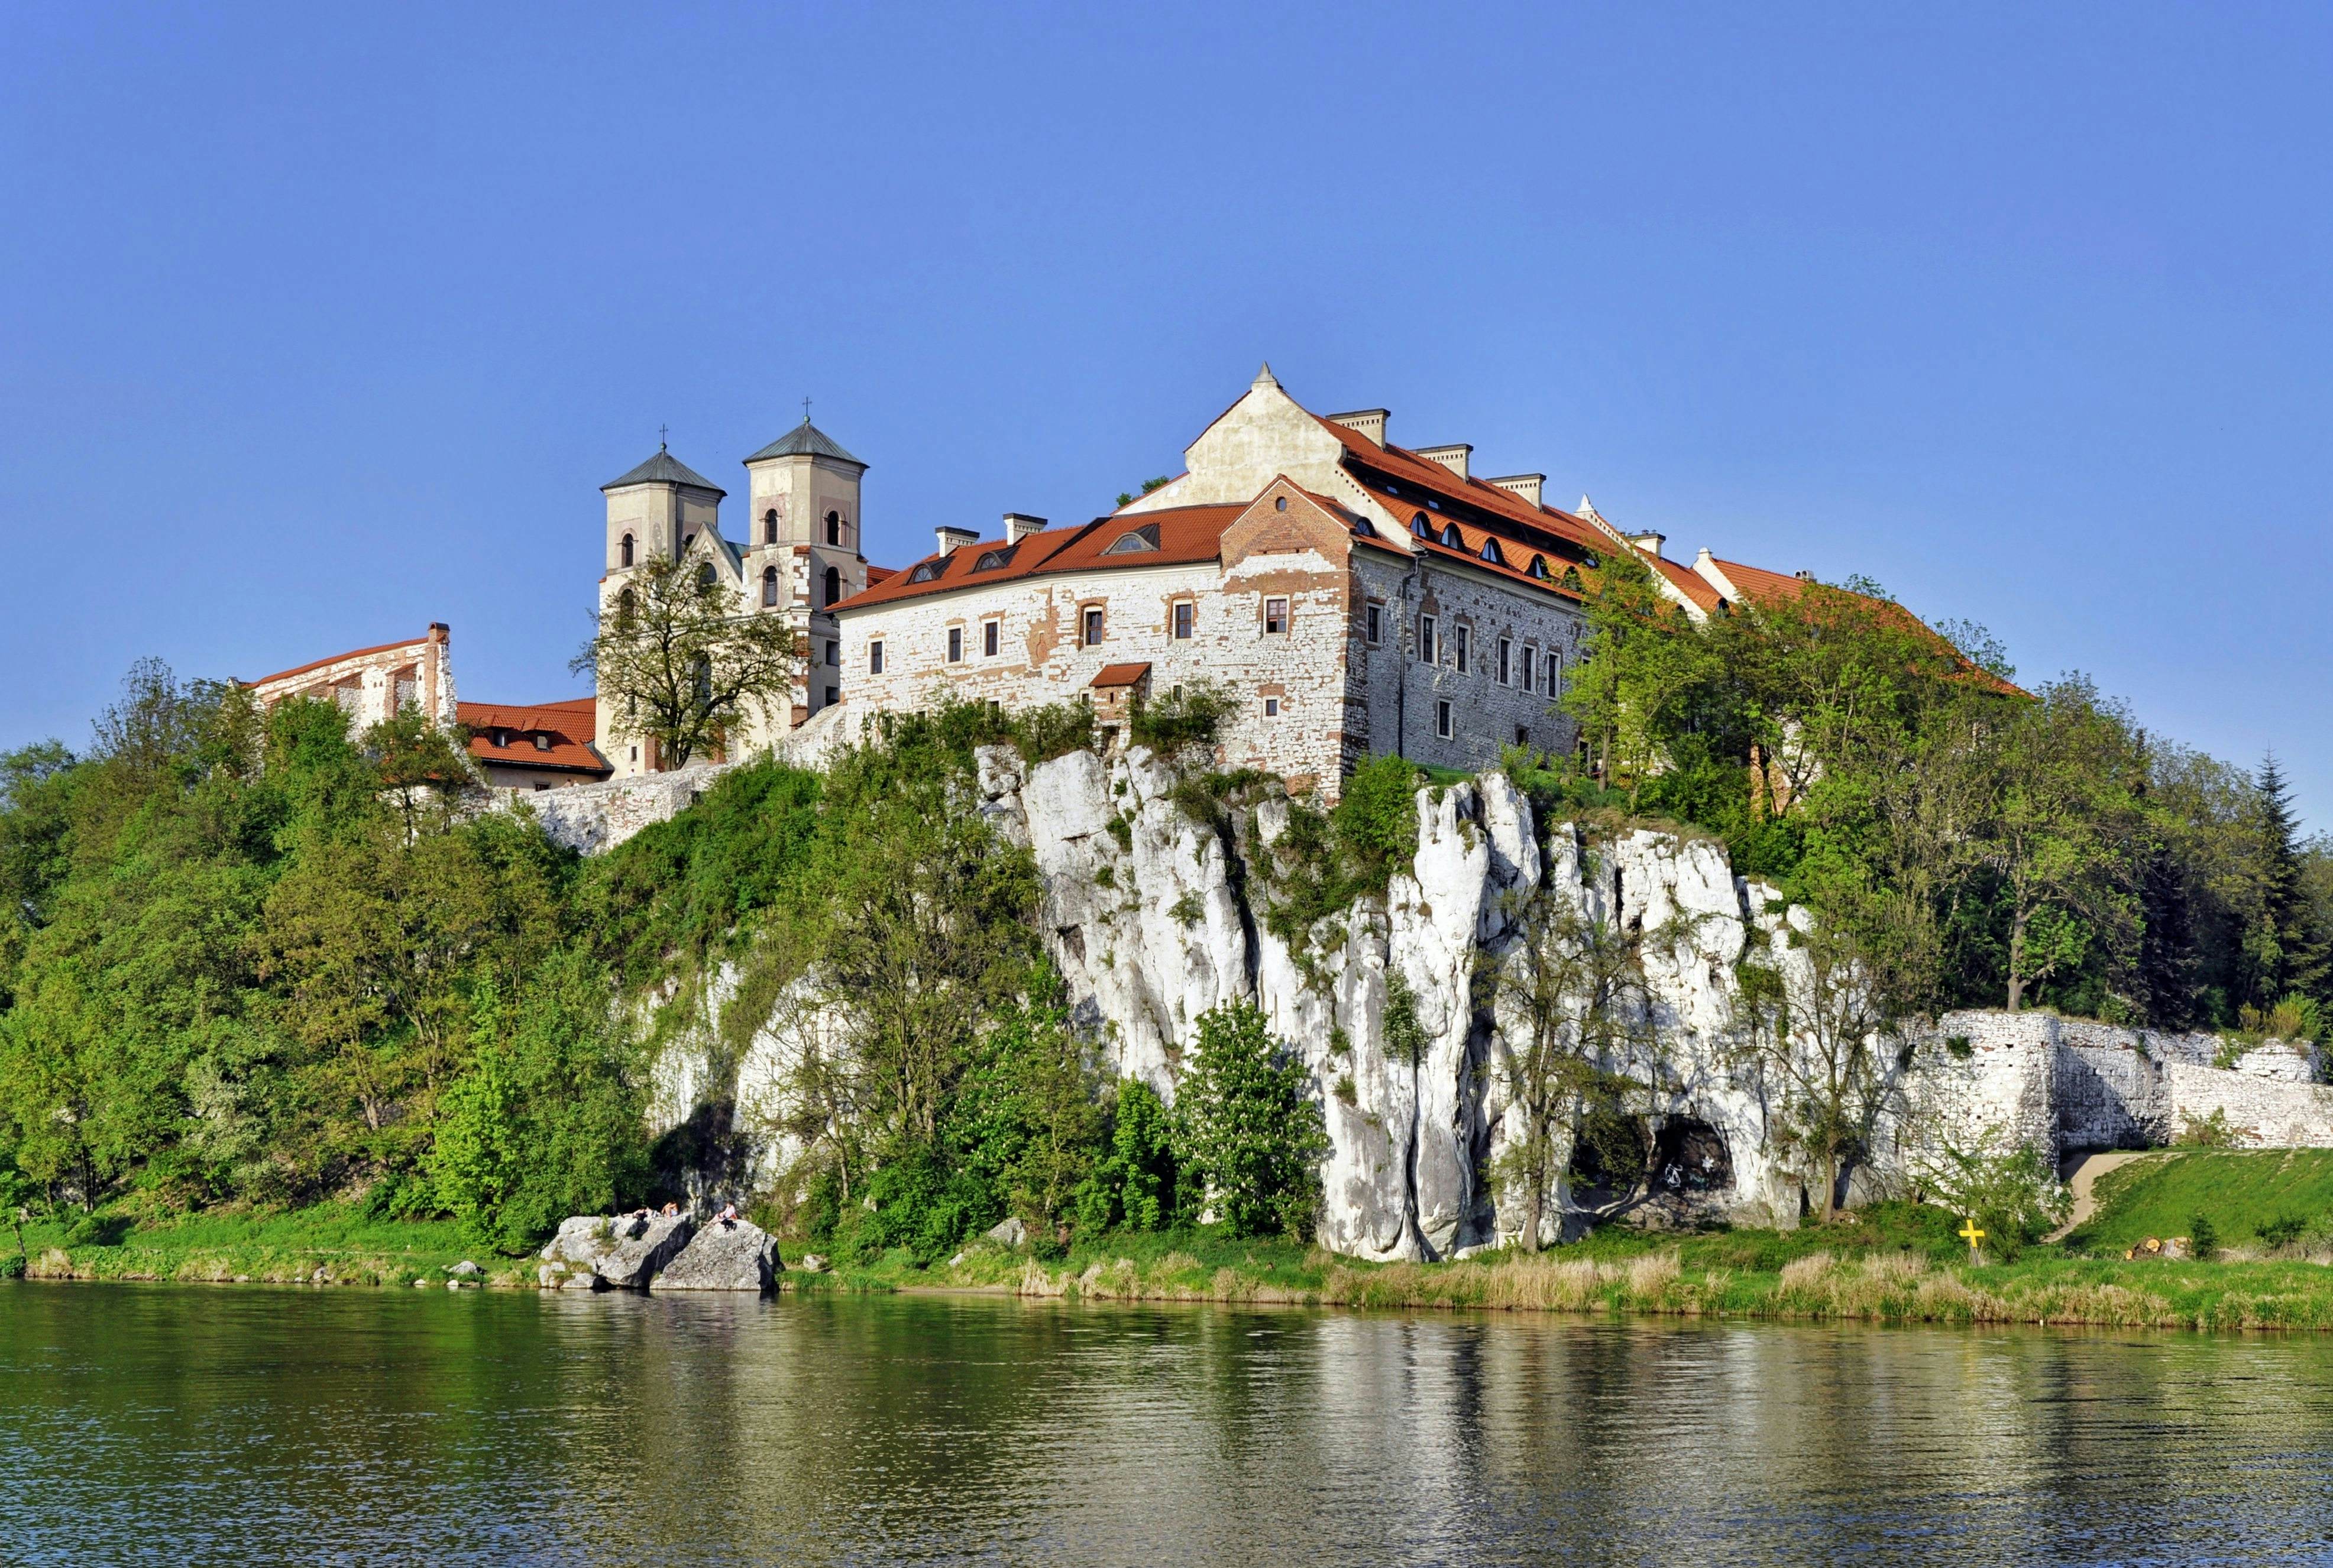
top-left (1648, 554), bottom-right (1727, 613)
top-left (458, 698), bottom-right (611, 776)
top-left (1310, 415), bottom-right (1617, 563)
top-left (833, 505), bottom-right (1250, 612)
top-left (1706, 560), bottom-right (2024, 696)
top-left (1091, 662), bottom-right (1152, 688)
top-left (244, 636), bottom-right (432, 689)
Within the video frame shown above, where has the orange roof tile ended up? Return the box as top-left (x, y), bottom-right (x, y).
top-left (1706, 560), bottom-right (2024, 696)
top-left (1091, 662), bottom-right (1152, 688)
top-left (244, 636), bottom-right (433, 689)
top-left (834, 506), bottom-right (1249, 612)
top-left (457, 699), bottom-right (611, 776)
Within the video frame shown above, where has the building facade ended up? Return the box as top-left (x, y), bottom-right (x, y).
top-left (593, 420), bottom-right (878, 777)
top-left (831, 367), bottom-right (1642, 791)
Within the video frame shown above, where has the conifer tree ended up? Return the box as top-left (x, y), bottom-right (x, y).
top-left (2245, 754), bottom-right (2328, 1010)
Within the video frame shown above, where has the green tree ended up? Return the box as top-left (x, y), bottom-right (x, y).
top-left (1077, 1078), bottom-right (1178, 1233)
top-left (572, 553), bottom-right (798, 769)
top-left (2241, 754), bottom-right (2329, 1012)
top-left (1484, 873), bottom-right (1658, 1249)
top-left (1173, 999), bottom-right (1328, 1239)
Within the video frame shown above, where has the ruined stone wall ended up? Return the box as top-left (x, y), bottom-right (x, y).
top-left (246, 627), bottom-right (456, 732)
top-left (2162, 1064), bottom-right (2333, 1148)
top-left (514, 763), bottom-right (730, 855)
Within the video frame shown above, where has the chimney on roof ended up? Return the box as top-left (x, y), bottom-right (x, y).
top-left (936, 526), bottom-right (979, 556)
top-left (1795, 569), bottom-right (1815, 582)
top-left (1415, 443), bottom-right (1472, 479)
top-left (1487, 473), bottom-right (1545, 508)
top-left (428, 623), bottom-right (449, 643)
top-left (1003, 513), bottom-right (1047, 545)
top-left (1632, 532), bottom-right (1667, 560)
top-left (1325, 409), bottom-right (1389, 446)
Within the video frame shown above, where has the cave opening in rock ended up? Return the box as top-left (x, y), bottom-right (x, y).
top-left (1651, 1117), bottom-right (1733, 1194)
top-left (1567, 1108), bottom-right (1652, 1203)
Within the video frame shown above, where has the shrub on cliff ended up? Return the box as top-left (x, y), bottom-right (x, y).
top-left (1172, 1000), bottom-right (1326, 1239)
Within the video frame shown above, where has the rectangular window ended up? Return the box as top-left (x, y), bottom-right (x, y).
top-left (1515, 725), bottom-right (1530, 747)
top-left (1418, 614), bottom-right (1437, 665)
top-left (869, 640), bottom-right (885, 675)
top-left (1496, 636), bottom-right (1511, 686)
top-left (825, 639), bottom-right (839, 667)
top-left (947, 627), bottom-right (963, 663)
top-left (983, 619), bottom-right (1001, 657)
top-left (1172, 601), bottom-right (1194, 640)
top-left (1263, 597), bottom-right (1289, 635)
top-left (1264, 696), bottom-right (1281, 717)
top-left (1520, 644), bottom-right (1536, 694)
top-left (824, 686), bottom-right (839, 707)
top-left (1082, 606), bottom-right (1105, 647)
top-left (1544, 649), bottom-right (1561, 691)
top-left (1364, 601), bottom-right (1383, 645)
top-left (1436, 699), bottom-right (1453, 740)
top-left (1455, 625), bottom-right (1471, 675)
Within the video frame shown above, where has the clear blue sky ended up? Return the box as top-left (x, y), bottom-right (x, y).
top-left (5, 5), bottom-right (2328, 819)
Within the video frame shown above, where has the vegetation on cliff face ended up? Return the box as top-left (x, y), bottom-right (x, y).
top-left (1552, 549), bottom-right (2333, 1032)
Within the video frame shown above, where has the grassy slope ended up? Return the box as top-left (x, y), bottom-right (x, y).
top-left (14, 1206), bottom-right (514, 1287)
top-left (2065, 1149), bottom-right (2333, 1256)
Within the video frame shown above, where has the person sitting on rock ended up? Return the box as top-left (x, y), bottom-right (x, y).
top-left (660, 1201), bottom-right (679, 1218)
top-left (713, 1203), bottom-right (739, 1228)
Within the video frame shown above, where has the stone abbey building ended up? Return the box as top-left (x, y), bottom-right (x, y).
top-left (247, 367), bottom-right (1884, 804)
top-left (830, 365), bottom-right (1833, 795)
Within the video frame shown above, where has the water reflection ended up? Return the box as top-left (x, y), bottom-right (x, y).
top-left (4, 1284), bottom-right (2331, 1564)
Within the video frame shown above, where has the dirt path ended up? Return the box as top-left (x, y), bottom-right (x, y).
top-left (2049, 1150), bottom-right (2156, 1241)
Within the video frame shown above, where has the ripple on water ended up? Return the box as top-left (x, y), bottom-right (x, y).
top-left (4, 1287), bottom-right (2333, 1565)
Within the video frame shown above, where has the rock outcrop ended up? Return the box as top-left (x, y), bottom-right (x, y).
top-left (653, 1218), bottom-right (782, 1292)
top-left (645, 743), bottom-right (2333, 1261)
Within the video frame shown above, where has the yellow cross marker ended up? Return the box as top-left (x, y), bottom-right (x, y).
top-left (1959, 1217), bottom-right (1985, 1259)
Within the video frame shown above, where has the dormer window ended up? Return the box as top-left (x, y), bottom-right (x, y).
top-left (973, 545), bottom-right (1017, 573)
top-left (1528, 555), bottom-right (1549, 580)
top-left (1478, 538), bottom-right (1505, 566)
top-left (1352, 518), bottom-right (1377, 538)
top-left (1102, 523), bottom-right (1161, 555)
top-left (1562, 566), bottom-right (1584, 592)
top-left (1384, 482), bottom-right (1400, 496)
top-left (533, 732), bottom-right (554, 752)
top-left (907, 558), bottom-right (946, 584)
top-left (1411, 514), bottom-right (1431, 539)
top-left (1440, 522), bottom-right (1463, 549)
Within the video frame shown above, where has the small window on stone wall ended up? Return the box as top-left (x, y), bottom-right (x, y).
top-left (1364, 602), bottom-right (1382, 644)
top-left (762, 566), bottom-right (779, 606)
top-left (620, 533), bottom-right (635, 567)
top-left (1172, 601), bottom-right (1194, 640)
top-left (764, 509), bottom-right (779, 545)
top-left (947, 627), bottom-right (963, 664)
top-left (1436, 700), bottom-right (1452, 740)
top-left (1264, 597), bottom-right (1288, 634)
top-left (869, 640), bottom-right (885, 675)
top-left (1264, 696), bottom-right (1281, 717)
top-left (1497, 636), bottom-right (1512, 685)
top-left (1520, 645), bottom-right (1536, 694)
top-left (824, 566), bottom-right (842, 606)
top-left (1082, 606), bottom-right (1105, 647)
top-left (983, 620), bottom-right (1000, 657)
top-left (1418, 613), bottom-right (1437, 665)
top-left (1455, 625), bottom-right (1471, 674)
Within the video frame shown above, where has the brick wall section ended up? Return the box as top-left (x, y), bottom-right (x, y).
top-left (246, 627), bottom-right (457, 732)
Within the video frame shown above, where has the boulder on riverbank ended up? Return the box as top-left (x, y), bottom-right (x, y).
top-left (652, 1217), bottom-right (781, 1292)
top-left (538, 1213), bottom-right (697, 1291)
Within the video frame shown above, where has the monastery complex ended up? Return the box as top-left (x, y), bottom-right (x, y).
top-left (246, 365), bottom-right (1893, 801)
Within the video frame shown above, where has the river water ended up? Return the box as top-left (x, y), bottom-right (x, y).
top-left (5, 1284), bottom-right (2332, 1565)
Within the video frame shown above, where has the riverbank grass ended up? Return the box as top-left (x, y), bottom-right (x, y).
top-left (14, 1204), bottom-right (499, 1287)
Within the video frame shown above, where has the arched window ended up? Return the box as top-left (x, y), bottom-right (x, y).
top-left (763, 508), bottom-right (779, 545)
top-left (1528, 555), bottom-right (1548, 580)
top-left (1479, 537), bottom-right (1505, 566)
top-left (1410, 513), bottom-right (1431, 539)
top-left (826, 510), bottom-right (842, 546)
top-left (698, 562), bottom-right (716, 591)
top-left (617, 587), bottom-right (636, 622)
top-left (1440, 521), bottom-right (1463, 549)
top-left (620, 533), bottom-right (635, 567)
top-left (823, 565), bottom-right (842, 606)
top-left (761, 566), bottom-right (779, 606)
